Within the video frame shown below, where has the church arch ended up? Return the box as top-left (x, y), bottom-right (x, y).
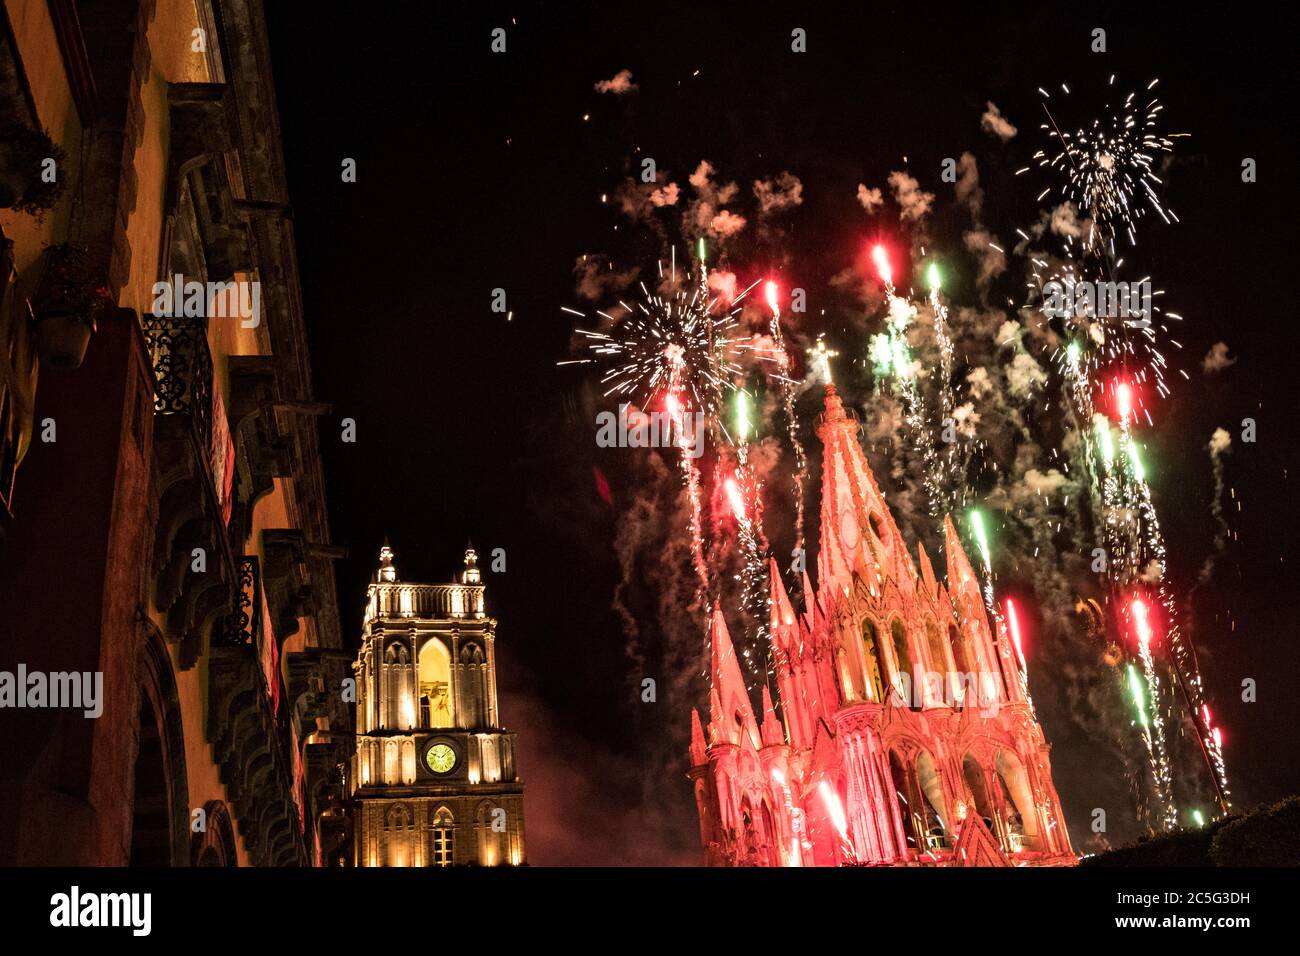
top-left (886, 749), bottom-right (920, 856)
top-left (995, 750), bottom-right (1041, 851)
top-left (191, 800), bottom-right (237, 866)
top-left (475, 800), bottom-right (507, 865)
top-left (860, 617), bottom-right (885, 702)
top-left (889, 618), bottom-right (916, 706)
top-left (418, 637), bottom-right (453, 728)
top-left (962, 753), bottom-right (996, 831)
top-left (132, 623), bottom-right (190, 866)
top-left (431, 806), bottom-right (455, 866)
top-left (915, 751), bottom-right (949, 847)
top-left (460, 643), bottom-right (487, 727)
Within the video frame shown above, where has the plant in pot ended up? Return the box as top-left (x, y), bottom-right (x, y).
top-left (31, 242), bottom-right (110, 370)
top-left (0, 122), bottom-right (67, 216)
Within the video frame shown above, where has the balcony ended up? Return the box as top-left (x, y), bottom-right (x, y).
top-left (142, 312), bottom-right (214, 448)
top-left (143, 312), bottom-right (237, 668)
top-left (365, 583), bottom-right (487, 623)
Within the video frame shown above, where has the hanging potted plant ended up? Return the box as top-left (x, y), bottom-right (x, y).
top-left (0, 122), bottom-right (67, 216)
top-left (30, 242), bottom-right (109, 370)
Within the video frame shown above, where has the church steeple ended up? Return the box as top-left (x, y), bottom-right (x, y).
top-left (376, 539), bottom-right (398, 583)
top-left (462, 539), bottom-right (481, 584)
top-left (815, 384), bottom-right (916, 598)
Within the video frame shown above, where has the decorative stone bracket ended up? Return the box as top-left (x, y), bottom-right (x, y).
top-left (207, 644), bottom-right (306, 866)
top-left (261, 529), bottom-right (316, 644)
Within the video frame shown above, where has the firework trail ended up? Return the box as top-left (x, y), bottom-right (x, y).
top-left (1023, 76), bottom-right (1229, 820)
top-left (562, 246), bottom-right (783, 692)
top-left (1198, 428), bottom-right (1233, 586)
top-left (764, 281), bottom-right (810, 561)
top-left (560, 250), bottom-right (749, 617)
top-left (866, 246), bottom-right (946, 518)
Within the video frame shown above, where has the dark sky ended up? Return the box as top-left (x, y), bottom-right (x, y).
top-left (265, 2), bottom-right (1298, 863)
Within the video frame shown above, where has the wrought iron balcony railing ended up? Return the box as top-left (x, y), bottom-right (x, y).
top-left (142, 313), bottom-right (213, 448)
top-left (215, 555), bottom-right (261, 647)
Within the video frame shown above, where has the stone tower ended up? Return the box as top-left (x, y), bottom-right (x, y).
top-left (351, 543), bottom-right (525, 866)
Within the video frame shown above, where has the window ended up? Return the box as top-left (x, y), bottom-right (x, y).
top-left (926, 622), bottom-right (948, 679)
top-left (887, 750), bottom-right (919, 855)
top-left (418, 639), bottom-right (453, 728)
top-left (995, 750), bottom-right (1041, 852)
top-left (890, 620), bottom-right (915, 705)
top-left (916, 752), bottom-right (949, 848)
top-left (431, 807), bottom-right (455, 866)
top-left (861, 618), bottom-right (885, 702)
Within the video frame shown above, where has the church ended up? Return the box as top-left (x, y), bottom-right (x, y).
top-left (688, 384), bottom-right (1076, 866)
top-left (350, 543), bottom-right (526, 866)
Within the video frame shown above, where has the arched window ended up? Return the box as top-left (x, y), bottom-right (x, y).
top-left (949, 624), bottom-right (975, 707)
top-left (476, 801), bottom-right (506, 866)
top-left (759, 800), bottom-right (780, 867)
top-left (962, 754), bottom-right (995, 831)
top-left (418, 639), bottom-right (453, 728)
top-left (385, 803), bottom-right (412, 828)
top-left (887, 750), bottom-right (919, 856)
top-left (739, 797), bottom-right (779, 867)
top-left (915, 752), bottom-right (949, 848)
top-left (861, 618), bottom-right (885, 702)
top-left (890, 620), bottom-right (915, 706)
top-left (995, 750), bottom-right (1041, 851)
top-left (384, 803), bottom-right (414, 867)
top-left (460, 644), bottom-right (486, 727)
top-left (431, 807), bottom-right (455, 867)
top-left (926, 621), bottom-right (949, 679)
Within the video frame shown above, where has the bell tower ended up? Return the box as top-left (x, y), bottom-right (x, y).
top-left (350, 542), bottom-right (526, 866)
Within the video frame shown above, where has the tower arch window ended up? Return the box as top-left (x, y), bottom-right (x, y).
top-left (431, 807), bottom-right (455, 867)
top-left (418, 638), bottom-right (453, 728)
top-left (460, 643), bottom-right (487, 727)
top-left (476, 801), bottom-right (507, 865)
top-left (860, 618), bottom-right (885, 702)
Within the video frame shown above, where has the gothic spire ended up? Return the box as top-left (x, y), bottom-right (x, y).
top-left (376, 539), bottom-right (397, 583)
top-left (708, 607), bottom-right (760, 748)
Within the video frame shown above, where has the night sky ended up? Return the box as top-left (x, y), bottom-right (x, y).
top-left (265, 2), bottom-right (1298, 864)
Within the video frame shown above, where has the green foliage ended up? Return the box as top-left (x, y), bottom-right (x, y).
top-left (0, 123), bottom-right (68, 216)
top-left (1210, 796), bottom-right (1300, 867)
top-left (33, 243), bottom-right (109, 326)
top-left (1081, 797), bottom-right (1300, 867)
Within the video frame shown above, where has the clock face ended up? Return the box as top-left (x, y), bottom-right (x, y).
top-left (425, 743), bottom-right (457, 774)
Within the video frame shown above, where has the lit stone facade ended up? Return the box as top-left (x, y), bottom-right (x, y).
top-left (351, 544), bottom-right (525, 866)
top-left (688, 385), bottom-right (1075, 866)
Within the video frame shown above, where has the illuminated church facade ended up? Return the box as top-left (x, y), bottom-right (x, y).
top-left (350, 544), bottom-right (525, 866)
top-left (688, 385), bottom-right (1076, 866)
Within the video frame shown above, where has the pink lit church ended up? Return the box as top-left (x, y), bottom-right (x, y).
top-left (688, 385), bottom-right (1076, 866)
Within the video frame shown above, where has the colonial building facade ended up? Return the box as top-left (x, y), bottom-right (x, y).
top-left (689, 384), bottom-right (1075, 866)
top-left (0, 0), bottom-right (350, 865)
top-left (351, 544), bottom-right (526, 867)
